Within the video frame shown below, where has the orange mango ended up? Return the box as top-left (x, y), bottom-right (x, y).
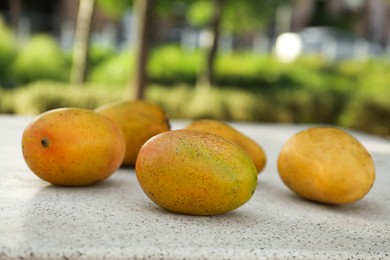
top-left (277, 127), bottom-right (375, 204)
top-left (22, 108), bottom-right (126, 186)
top-left (186, 119), bottom-right (266, 174)
top-left (135, 129), bottom-right (258, 215)
top-left (96, 100), bottom-right (170, 166)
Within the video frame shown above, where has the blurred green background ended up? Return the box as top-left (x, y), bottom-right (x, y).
top-left (0, 0), bottom-right (389, 137)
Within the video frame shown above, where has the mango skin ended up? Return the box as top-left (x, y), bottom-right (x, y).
top-left (96, 100), bottom-right (170, 166)
top-left (135, 129), bottom-right (258, 216)
top-left (22, 108), bottom-right (126, 186)
top-left (185, 119), bottom-right (266, 174)
top-left (277, 127), bottom-right (376, 204)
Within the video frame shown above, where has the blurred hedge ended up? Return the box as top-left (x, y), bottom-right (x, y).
top-left (0, 23), bottom-right (389, 137)
top-left (11, 34), bottom-right (70, 85)
top-left (0, 19), bottom-right (17, 87)
top-left (1, 80), bottom-right (389, 137)
top-left (0, 81), bottom-right (126, 115)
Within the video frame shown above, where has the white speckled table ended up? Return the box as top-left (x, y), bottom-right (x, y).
top-left (1, 115), bottom-right (390, 259)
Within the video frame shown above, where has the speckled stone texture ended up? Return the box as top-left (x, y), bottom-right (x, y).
top-left (1, 116), bottom-right (389, 259)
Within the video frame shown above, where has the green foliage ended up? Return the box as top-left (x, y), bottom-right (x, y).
top-left (1, 81), bottom-right (125, 115)
top-left (0, 88), bottom-right (13, 113)
top-left (148, 45), bottom-right (201, 84)
top-left (339, 75), bottom-right (390, 136)
top-left (88, 49), bottom-right (135, 85)
top-left (88, 44), bottom-right (116, 69)
top-left (186, 0), bottom-right (214, 27)
top-left (0, 18), bottom-right (17, 87)
top-left (1, 40), bottom-right (389, 137)
top-left (146, 84), bottom-right (257, 121)
top-left (146, 84), bottom-right (195, 118)
top-left (11, 34), bottom-right (69, 84)
top-left (222, 0), bottom-right (282, 34)
top-left (145, 84), bottom-right (346, 126)
top-left (96, 0), bottom-right (133, 19)
top-left (186, 0), bottom-right (289, 34)
top-left (214, 52), bottom-right (266, 87)
top-left (330, 58), bottom-right (390, 136)
top-left (1, 74), bottom-right (389, 137)
top-left (213, 53), bottom-right (332, 90)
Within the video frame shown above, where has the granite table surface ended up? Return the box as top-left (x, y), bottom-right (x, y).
top-left (1, 115), bottom-right (389, 260)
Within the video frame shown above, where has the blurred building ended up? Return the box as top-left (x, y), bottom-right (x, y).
top-left (271, 0), bottom-right (389, 61)
top-left (291, 0), bottom-right (389, 49)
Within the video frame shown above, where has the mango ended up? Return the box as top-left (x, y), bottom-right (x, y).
top-left (96, 100), bottom-right (170, 166)
top-left (21, 108), bottom-right (126, 186)
top-left (135, 129), bottom-right (258, 216)
top-left (185, 119), bottom-right (266, 174)
top-left (277, 127), bottom-right (376, 204)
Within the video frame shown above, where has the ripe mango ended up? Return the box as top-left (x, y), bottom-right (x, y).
top-left (185, 119), bottom-right (266, 174)
top-left (277, 127), bottom-right (376, 204)
top-left (135, 129), bottom-right (258, 216)
top-left (21, 108), bottom-right (126, 186)
top-left (96, 100), bottom-right (170, 166)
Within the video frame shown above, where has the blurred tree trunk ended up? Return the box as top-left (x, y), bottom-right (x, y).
top-left (70, 0), bottom-right (95, 85)
top-left (197, 0), bottom-right (223, 89)
top-left (291, 0), bottom-right (314, 32)
top-left (131, 0), bottom-right (154, 100)
top-left (367, 0), bottom-right (385, 46)
top-left (9, 0), bottom-right (21, 29)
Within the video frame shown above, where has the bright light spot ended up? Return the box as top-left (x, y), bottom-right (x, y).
top-left (274, 33), bottom-right (302, 63)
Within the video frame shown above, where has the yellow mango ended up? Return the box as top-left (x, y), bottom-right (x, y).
top-left (277, 127), bottom-right (376, 204)
top-left (21, 108), bottom-right (126, 186)
top-left (135, 129), bottom-right (258, 216)
top-left (96, 100), bottom-right (170, 166)
top-left (185, 119), bottom-right (266, 174)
